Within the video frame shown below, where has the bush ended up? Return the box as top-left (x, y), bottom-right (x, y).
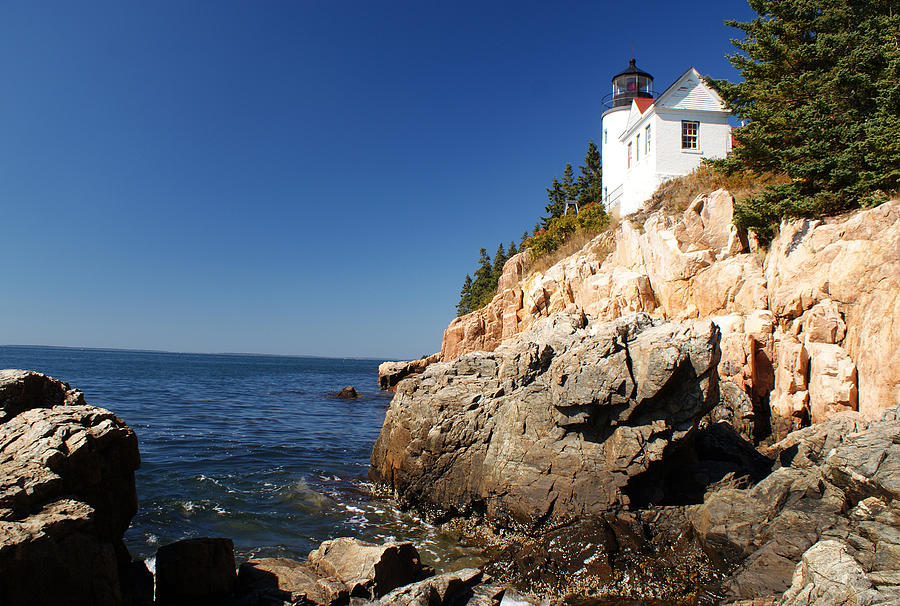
top-left (524, 202), bottom-right (610, 259)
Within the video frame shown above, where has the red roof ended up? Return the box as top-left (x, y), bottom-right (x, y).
top-left (634, 98), bottom-right (655, 113)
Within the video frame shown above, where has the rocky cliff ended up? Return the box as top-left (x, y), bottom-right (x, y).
top-left (440, 193), bottom-right (900, 437)
top-left (372, 312), bottom-right (726, 525)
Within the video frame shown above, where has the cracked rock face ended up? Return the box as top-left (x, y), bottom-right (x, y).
top-left (0, 370), bottom-right (140, 606)
top-left (370, 312), bottom-right (721, 526)
top-left (691, 408), bottom-right (900, 603)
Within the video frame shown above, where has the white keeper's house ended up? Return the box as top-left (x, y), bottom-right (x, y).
top-left (601, 59), bottom-right (732, 216)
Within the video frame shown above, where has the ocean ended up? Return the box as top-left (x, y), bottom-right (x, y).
top-left (0, 345), bottom-right (479, 569)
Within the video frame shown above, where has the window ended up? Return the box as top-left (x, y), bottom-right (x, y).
top-left (627, 142), bottom-right (632, 168)
top-left (682, 120), bottom-right (699, 149)
top-left (604, 129), bottom-right (607, 144)
top-left (636, 134), bottom-right (640, 161)
top-left (645, 125), bottom-right (651, 154)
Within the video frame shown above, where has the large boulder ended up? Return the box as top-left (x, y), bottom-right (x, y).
top-left (372, 312), bottom-right (722, 526)
top-left (0, 370), bottom-right (141, 606)
top-left (237, 537), bottom-right (435, 605)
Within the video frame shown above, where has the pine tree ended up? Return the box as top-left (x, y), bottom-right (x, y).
top-left (507, 240), bottom-right (518, 258)
top-left (577, 140), bottom-right (602, 207)
top-left (561, 163), bottom-right (578, 208)
top-left (709, 0), bottom-right (900, 241)
top-left (470, 248), bottom-right (494, 308)
top-left (491, 243), bottom-right (507, 283)
top-left (543, 177), bottom-right (566, 225)
top-left (457, 274), bottom-right (473, 316)
top-left (520, 230), bottom-right (529, 247)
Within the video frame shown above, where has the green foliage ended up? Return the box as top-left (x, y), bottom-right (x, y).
top-left (491, 243), bottom-right (508, 283)
top-left (577, 140), bottom-right (602, 208)
top-left (507, 240), bottom-right (518, 258)
top-left (456, 244), bottom-right (511, 316)
top-left (524, 202), bottom-right (610, 257)
top-left (456, 274), bottom-right (473, 316)
top-left (708, 0), bottom-right (900, 241)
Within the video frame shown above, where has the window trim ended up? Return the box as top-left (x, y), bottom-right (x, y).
top-left (627, 142), bottom-right (632, 168)
top-left (681, 120), bottom-right (699, 150)
top-left (645, 124), bottom-right (651, 154)
top-left (636, 134), bottom-right (640, 161)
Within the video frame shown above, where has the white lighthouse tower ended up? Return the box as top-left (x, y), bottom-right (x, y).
top-left (601, 59), bottom-right (733, 217)
top-left (601, 59), bottom-right (654, 216)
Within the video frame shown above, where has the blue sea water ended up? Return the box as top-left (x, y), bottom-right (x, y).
top-left (0, 346), bottom-right (476, 568)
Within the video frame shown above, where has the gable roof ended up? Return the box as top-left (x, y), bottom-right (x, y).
top-left (618, 66), bottom-right (730, 141)
top-left (654, 67), bottom-right (728, 112)
top-left (622, 97), bottom-right (656, 135)
top-left (634, 98), bottom-right (654, 114)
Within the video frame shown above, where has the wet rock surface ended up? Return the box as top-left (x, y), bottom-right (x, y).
top-left (371, 312), bottom-right (723, 525)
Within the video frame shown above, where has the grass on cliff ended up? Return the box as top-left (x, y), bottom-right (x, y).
top-left (521, 203), bottom-right (614, 274)
top-left (643, 163), bottom-right (791, 217)
top-left (520, 165), bottom-right (789, 279)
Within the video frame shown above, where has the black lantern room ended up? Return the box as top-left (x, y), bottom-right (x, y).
top-left (611, 59), bottom-right (654, 108)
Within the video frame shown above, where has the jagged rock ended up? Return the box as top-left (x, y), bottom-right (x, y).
top-left (806, 343), bottom-right (858, 425)
top-left (0, 370), bottom-right (141, 606)
top-left (692, 407), bottom-right (900, 602)
top-left (372, 568), bottom-right (502, 606)
top-left (372, 312), bottom-right (721, 526)
top-left (307, 537), bottom-right (427, 598)
top-left (378, 354), bottom-right (441, 390)
top-left (237, 538), bottom-right (429, 605)
top-left (795, 300), bottom-right (847, 345)
top-left (706, 381), bottom-right (757, 443)
top-left (155, 537), bottom-right (236, 605)
top-left (765, 200), bottom-right (900, 419)
top-left (778, 540), bottom-right (880, 606)
top-left (823, 418), bottom-right (900, 503)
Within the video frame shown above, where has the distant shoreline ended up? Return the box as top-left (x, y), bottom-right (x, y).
top-left (0, 343), bottom-right (387, 362)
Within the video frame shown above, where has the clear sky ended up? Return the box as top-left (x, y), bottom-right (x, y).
top-left (0, 0), bottom-right (757, 360)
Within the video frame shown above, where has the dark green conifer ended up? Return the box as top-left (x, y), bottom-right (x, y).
top-left (457, 274), bottom-right (473, 316)
top-left (470, 248), bottom-right (493, 308)
top-left (507, 241), bottom-right (518, 258)
top-left (709, 0), bottom-right (900, 241)
top-left (491, 243), bottom-right (507, 283)
top-left (577, 140), bottom-right (602, 207)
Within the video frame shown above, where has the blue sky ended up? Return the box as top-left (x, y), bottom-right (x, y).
top-left (0, 0), bottom-right (756, 359)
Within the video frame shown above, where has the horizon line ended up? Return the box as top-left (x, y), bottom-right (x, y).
top-left (0, 343), bottom-right (392, 362)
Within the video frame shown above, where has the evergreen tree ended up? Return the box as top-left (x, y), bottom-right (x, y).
top-left (709, 0), bottom-right (900, 241)
top-left (577, 140), bottom-right (602, 207)
top-left (507, 240), bottom-right (518, 258)
top-left (491, 243), bottom-right (507, 283)
top-left (470, 248), bottom-right (494, 308)
top-left (561, 163), bottom-right (578, 207)
top-left (543, 177), bottom-right (566, 224)
top-left (520, 230), bottom-right (529, 247)
top-left (457, 274), bottom-right (473, 316)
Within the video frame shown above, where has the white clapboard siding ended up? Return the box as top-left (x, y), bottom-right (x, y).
top-left (655, 68), bottom-right (727, 112)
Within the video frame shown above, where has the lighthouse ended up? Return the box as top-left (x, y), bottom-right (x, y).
top-left (600, 60), bottom-right (733, 216)
top-left (601, 59), bottom-right (654, 215)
